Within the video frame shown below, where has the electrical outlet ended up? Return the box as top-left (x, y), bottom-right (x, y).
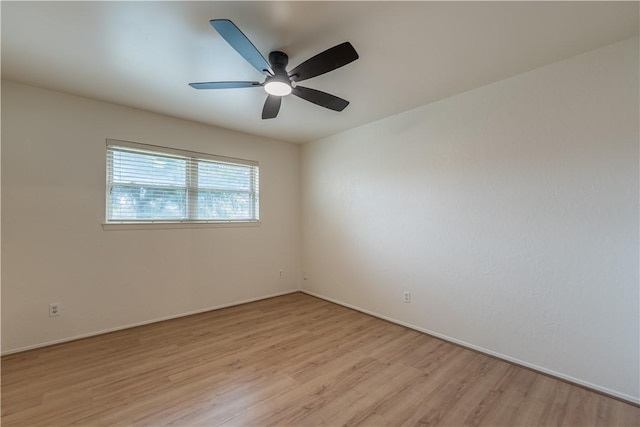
top-left (279, 270), bottom-right (283, 278)
top-left (49, 303), bottom-right (61, 317)
top-left (303, 271), bottom-right (308, 280)
top-left (403, 291), bottom-right (411, 303)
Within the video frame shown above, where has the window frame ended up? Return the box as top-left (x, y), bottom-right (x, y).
top-left (103, 139), bottom-right (260, 230)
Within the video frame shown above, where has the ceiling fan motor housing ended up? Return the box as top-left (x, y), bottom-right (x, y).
top-left (267, 51), bottom-right (291, 83)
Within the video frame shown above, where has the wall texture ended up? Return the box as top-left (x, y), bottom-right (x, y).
top-left (1, 81), bottom-right (302, 353)
top-left (301, 37), bottom-right (639, 402)
top-left (3, 37), bottom-right (638, 403)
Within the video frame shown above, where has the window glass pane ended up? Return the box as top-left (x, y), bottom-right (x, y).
top-left (107, 141), bottom-right (258, 223)
top-left (198, 160), bottom-right (252, 191)
top-left (112, 151), bottom-right (186, 187)
top-left (110, 186), bottom-right (187, 220)
top-left (197, 190), bottom-right (253, 220)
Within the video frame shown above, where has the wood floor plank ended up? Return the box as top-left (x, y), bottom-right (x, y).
top-left (478, 367), bottom-right (542, 425)
top-left (2, 292), bottom-right (638, 426)
top-left (436, 358), bottom-right (514, 426)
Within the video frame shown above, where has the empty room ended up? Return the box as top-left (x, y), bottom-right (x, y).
top-left (1, 1), bottom-right (639, 426)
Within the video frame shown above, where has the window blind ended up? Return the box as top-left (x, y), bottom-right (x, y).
top-left (106, 140), bottom-right (259, 223)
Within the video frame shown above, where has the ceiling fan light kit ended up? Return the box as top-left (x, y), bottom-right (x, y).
top-left (264, 80), bottom-right (292, 97)
top-left (189, 19), bottom-right (359, 119)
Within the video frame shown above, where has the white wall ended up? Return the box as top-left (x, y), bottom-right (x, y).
top-left (1, 81), bottom-right (301, 353)
top-left (302, 37), bottom-right (639, 402)
top-left (3, 38), bottom-right (638, 404)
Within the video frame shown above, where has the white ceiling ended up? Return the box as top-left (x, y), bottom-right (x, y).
top-left (2, 1), bottom-right (638, 143)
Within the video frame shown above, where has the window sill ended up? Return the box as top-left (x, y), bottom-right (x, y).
top-left (102, 221), bottom-right (261, 231)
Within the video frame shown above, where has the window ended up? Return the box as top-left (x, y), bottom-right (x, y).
top-left (106, 140), bottom-right (259, 224)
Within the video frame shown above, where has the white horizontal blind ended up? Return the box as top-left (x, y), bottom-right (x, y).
top-left (106, 140), bottom-right (259, 223)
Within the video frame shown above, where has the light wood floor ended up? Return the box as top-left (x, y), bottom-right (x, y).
top-left (2, 292), bottom-right (638, 426)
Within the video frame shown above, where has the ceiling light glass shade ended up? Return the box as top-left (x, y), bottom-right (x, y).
top-left (264, 80), bottom-right (292, 96)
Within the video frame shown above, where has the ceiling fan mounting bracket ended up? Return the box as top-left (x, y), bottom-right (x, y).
top-left (268, 51), bottom-right (289, 69)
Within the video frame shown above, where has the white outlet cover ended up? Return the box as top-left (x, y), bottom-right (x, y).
top-left (403, 292), bottom-right (411, 303)
top-left (49, 303), bottom-right (60, 316)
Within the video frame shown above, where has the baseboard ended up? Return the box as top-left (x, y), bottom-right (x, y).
top-left (301, 289), bottom-right (640, 406)
top-left (1, 289), bottom-right (299, 356)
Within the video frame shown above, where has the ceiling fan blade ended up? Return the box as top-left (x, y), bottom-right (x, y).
top-left (189, 81), bottom-right (262, 89)
top-left (292, 86), bottom-right (349, 111)
top-left (262, 95), bottom-right (282, 119)
top-left (210, 19), bottom-right (272, 75)
top-left (288, 42), bottom-right (358, 83)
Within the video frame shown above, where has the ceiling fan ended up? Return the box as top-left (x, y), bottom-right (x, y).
top-left (189, 19), bottom-right (359, 119)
